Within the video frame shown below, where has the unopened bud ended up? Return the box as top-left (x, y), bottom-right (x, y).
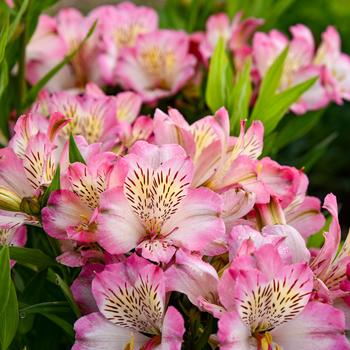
top-left (20, 197), bottom-right (41, 215)
top-left (0, 187), bottom-right (22, 212)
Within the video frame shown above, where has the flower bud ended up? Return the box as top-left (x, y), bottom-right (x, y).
top-left (0, 186), bottom-right (22, 212)
top-left (20, 197), bottom-right (41, 215)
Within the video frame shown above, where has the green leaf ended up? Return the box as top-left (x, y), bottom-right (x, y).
top-left (47, 270), bottom-right (81, 318)
top-left (0, 282), bottom-right (19, 350)
top-left (230, 58), bottom-right (252, 134)
top-left (9, 246), bottom-right (55, 270)
top-left (274, 109), bottom-right (324, 151)
top-left (69, 134), bottom-right (86, 164)
top-left (0, 12), bottom-right (9, 63)
top-left (22, 20), bottom-right (97, 109)
top-left (20, 302), bottom-right (71, 316)
top-left (0, 59), bottom-right (8, 99)
top-left (260, 77), bottom-right (318, 135)
top-left (296, 132), bottom-right (337, 172)
top-left (0, 246), bottom-right (11, 315)
top-left (41, 165), bottom-right (61, 206)
top-left (205, 37), bottom-right (234, 113)
top-left (251, 47), bottom-right (289, 120)
top-left (7, 0), bottom-right (29, 42)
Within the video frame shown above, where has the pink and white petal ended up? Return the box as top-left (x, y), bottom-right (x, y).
top-left (158, 306), bottom-right (185, 350)
top-left (96, 188), bottom-right (144, 255)
top-left (92, 254), bottom-right (165, 334)
top-left (262, 224), bottom-right (311, 263)
top-left (137, 239), bottom-right (176, 264)
top-left (164, 249), bottom-right (219, 306)
top-left (42, 190), bottom-right (92, 240)
top-left (221, 188), bottom-right (256, 232)
top-left (258, 157), bottom-right (301, 207)
top-left (0, 148), bottom-right (33, 198)
top-left (285, 196), bottom-right (325, 239)
top-left (218, 311), bottom-right (252, 350)
top-left (128, 141), bottom-right (188, 169)
top-left (310, 193), bottom-right (340, 278)
top-left (164, 188), bottom-right (225, 253)
top-left (272, 302), bottom-right (350, 350)
top-left (73, 312), bottom-right (148, 350)
top-left (71, 263), bottom-right (105, 314)
top-left (115, 91), bottom-right (142, 123)
top-left (0, 210), bottom-right (39, 229)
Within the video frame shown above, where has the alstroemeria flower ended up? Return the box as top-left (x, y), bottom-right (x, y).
top-left (0, 117), bottom-right (63, 228)
top-left (97, 141), bottom-right (225, 263)
top-left (73, 254), bottom-right (185, 350)
top-left (32, 91), bottom-right (119, 150)
top-left (42, 150), bottom-right (127, 243)
top-left (95, 1), bottom-right (158, 84)
top-left (314, 26), bottom-right (350, 104)
top-left (199, 12), bottom-right (263, 67)
top-left (116, 30), bottom-right (196, 102)
top-left (217, 245), bottom-right (349, 350)
top-left (311, 194), bottom-right (350, 302)
top-left (253, 24), bottom-right (330, 114)
top-left (27, 8), bottom-right (101, 91)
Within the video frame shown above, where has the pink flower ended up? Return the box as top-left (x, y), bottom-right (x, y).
top-left (199, 12), bottom-right (263, 66)
top-left (116, 30), bottom-right (196, 102)
top-left (314, 26), bottom-right (350, 104)
top-left (42, 151), bottom-right (126, 242)
top-left (94, 1), bottom-right (158, 84)
top-left (32, 91), bottom-right (119, 149)
top-left (217, 245), bottom-right (349, 349)
top-left (26, 8), bottom-right (101, 91)
top-left (0, 117), bottom-right (63, 228)
top-left (311, 194), bottom-right (350, 302)
top-left (253, 25), bottom-right (330, 113)
top-left (73, 254), bottom-right (185, 349)
top-left (96, 141), bottom-right (225, 263)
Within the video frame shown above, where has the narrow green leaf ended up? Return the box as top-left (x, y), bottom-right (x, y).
top-left (274, 110), bottom-right (324, 151)
top-left (205, 37), bottom-right (233, 113)
top-left (230, 58), bottom-right (252, 134)
top-left (0, 12), bottom-right (9, 63)
top-left (9, 246), bottom-right (55, 270)
top-left (41, 165), bottom-right (61, 206)
top-left (296, 132), bottom-right (337, 172)
top-left (251, 46), bottom-right (289, 119)
top-left (42, 313), bottom-right (74, 338)
top-left (20, 302), bottom-right (71, 315)
top-left (0, 282), bottom-right (19, 350)
top-left (22, 20), bottom-right (97, 109)
top-left (250, 47), bottom-right (289, 121)
top-left (69, 134), bottom-right (86, 164)
top-left (7, 0), bottom-right (29, 42)
top-left (261, 77), bottom-right (318, 135)
top-left (47, 270), bottom-right (81, 318)
top-left (0, 60), bottom-right (8, 99)
top-left (0, 246), bottom-right (11, 315)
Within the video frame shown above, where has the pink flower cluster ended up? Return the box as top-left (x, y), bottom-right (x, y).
top-left (0, 2), bottom-right (347, 349)
top-left (27, 3), bottom-right (350, 114)
top-left (0, 83), bottom-right (349, 348)
top-left (253, 25), bottom-right (350, 114)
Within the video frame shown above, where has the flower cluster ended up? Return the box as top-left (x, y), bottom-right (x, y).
top-left (1, 2), bottom-right (350, 350)
top-left (27, 3), bottom-right (350, 113)
top-left (0, 87), bottom-right (349, 348)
